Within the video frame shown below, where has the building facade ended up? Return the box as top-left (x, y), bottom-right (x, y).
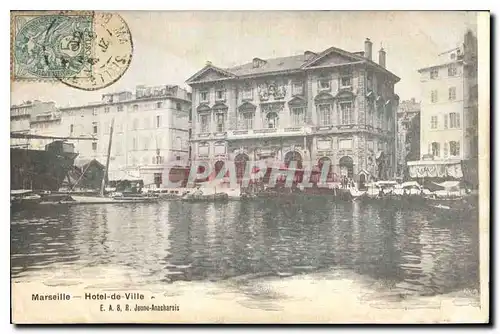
top-left (396, 98), bottom-right (420, 176)
top-left (186, 38), bottom-right (400, 184)
top-left (10, 85), bottom-right (192, 188)
top-left (408, 30), bottom-right (478, 181)
top-left (10, 100), bottom-right (61, 149)
top-left (57, 85), bottom-right (191, 187)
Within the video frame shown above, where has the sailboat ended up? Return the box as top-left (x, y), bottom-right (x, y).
top-left (68, 119), bottom-right (158, 205)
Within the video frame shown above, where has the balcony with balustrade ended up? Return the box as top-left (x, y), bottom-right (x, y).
top-left (226, 126), bottom-right (311, 140)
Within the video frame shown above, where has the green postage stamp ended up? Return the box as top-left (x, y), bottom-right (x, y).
top-left (11, 11), bottom-right (133, 91)
top-left (12, 11), bottom-right (95, 81)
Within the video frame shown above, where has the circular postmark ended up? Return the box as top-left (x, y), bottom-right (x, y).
top-left (59, 12), bottom-right (133, 91)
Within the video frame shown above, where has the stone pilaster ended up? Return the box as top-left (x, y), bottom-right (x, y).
top-left (227, 82), bottom-right (238, 131)
top-left (306, 73), bottom-right (313, 125)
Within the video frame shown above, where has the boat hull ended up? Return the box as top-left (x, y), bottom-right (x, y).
top-left (67, 195), bottom-right (159, 204)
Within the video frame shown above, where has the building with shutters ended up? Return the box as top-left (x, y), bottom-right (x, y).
top-left (407, 30), bottom-right (478, 184)
top-left (186, 38), bottom-right (400, 185)
top-left (57, 85), bottom-right (191, 187)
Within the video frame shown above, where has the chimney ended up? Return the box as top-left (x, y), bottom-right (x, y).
top-left (378, 47), bottom-right (386, 68)
top-left (364, 38), bottom-right (373, 60)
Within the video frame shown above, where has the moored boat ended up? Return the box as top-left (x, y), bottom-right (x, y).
top-left (11, 189), bottom-right (42, 210)
top-left (349, 187), bottom-right (367, 200)
top-left (181, 191), bottom-right (229, 202)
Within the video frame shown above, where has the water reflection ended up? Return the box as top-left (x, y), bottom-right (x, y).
top-left (11, 199), bottom-right (479, 296)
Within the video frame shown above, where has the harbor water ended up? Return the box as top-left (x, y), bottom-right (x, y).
top-left (11, 198), bottom-right (479, 298)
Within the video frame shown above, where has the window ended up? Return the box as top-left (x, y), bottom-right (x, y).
top-left (340, 76), bottom-right (352, 88)
top-left (291, 107), bottom-right (304, 126)
top-left (449, 112), bottom-right (461, 129)
top-left (200, 114), bottom-right (210, 133)
top-left (318, 104), bottom-right (332, 126)
top-left (156, 101), bottom-right (163, 109)
top-left (267, 112), bottom-right (278, 129)
top-left (448, 65), bottom-right (457, 77)
top-left (216, 89), bottom-right (226, 101)
top-left (176, 102), bottom-right (182, 111)
top-left (318, 79), bottom-right (330, 90)
top-left (339, 139), bottom-right (353, 149)
top-left (430, 115), bottom-right (438, 129)
top-left (104, 107), bottom-right (110, 113)
top-left (292, 82), bottom-right (304, 96)
top-left (132, 137), bottom-right (137, 150)
top-left (154, 173), bottom-right (162, 187)
top-left (153, 156), bottom-right (164, 165)
top-left (117, 105), bottom-right (123, 112)
top-left (367, 102), bottom-right (374, 126)
top-left (242, 85), bottom-right (253, 100)
top-left (431, 142), bottom-right (440, 157)
top-left (366, 72), bottom-right (373, 90)
top-left (92, 108), bottom-right (98, 116)
top-left (93, 122), bottom-right (98, 134)
top-left (430, 69), bottom-right (439, 79)
top-left (340, 102), bottom-right (353, 125)
top-left (70, 124), bottom-right (74, 134)
top-left (367, 140), bottom-right (374, 151)
top-left (448, 87), bottom-right (456, 101)
top-left (431, 90), bottom-right (438, 103)
top-left (156, 115), bottom-right (161, 128)
top-left (449, 141), bottom-right (460, 156)
top-left (143, 136), bottom-right (150, 150)
top-left (200, 91), bottom-right (208, 102)
top-left (175, 137), bottom-right (182, 149)
top-left (242, 112), bottom-right (253, 130)
top-left (133, 104), bottom-right (138, 111)
top-left (92, 142), bottom-right (97, 151)
top-left (133, 118), bottom-right (139, 130)
top-left (216, 113), bottom-right (225, 132)
top-left (176, 156), bottom-right (181, 161)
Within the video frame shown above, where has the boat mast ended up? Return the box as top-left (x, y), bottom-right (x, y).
top-left (100, 118), bottom-right (115, 197)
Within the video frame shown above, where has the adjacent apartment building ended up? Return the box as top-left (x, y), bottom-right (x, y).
top-left (10, 100), bottom-right (61, 149)
top-left (58, 85), bottom-right (191, 187)
top-left (408, 30), bottom-right (478, 182)
top-left (186, 38), bottom-right (400, 184)
top-left (11, 85), bottom-right (192, 188)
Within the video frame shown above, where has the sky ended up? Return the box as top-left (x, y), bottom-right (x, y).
top-left (11, 11), bottom-right (478, 107)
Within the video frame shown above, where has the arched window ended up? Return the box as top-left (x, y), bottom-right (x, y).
top-left (267, 112), bottom-right (279, 129)
top-left (317, 104), bottom-right (332, 126)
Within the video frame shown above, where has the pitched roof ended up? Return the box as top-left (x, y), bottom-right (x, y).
top-left (186, 46), bottom-right (400, 84)
top-left (225, 54), bottom-right (309, 76)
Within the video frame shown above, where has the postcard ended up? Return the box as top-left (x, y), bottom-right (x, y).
top-left (10, 10), bottom-right (490, 324)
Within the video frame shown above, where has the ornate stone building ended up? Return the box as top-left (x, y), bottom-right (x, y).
top-left (186, 38), bottom-right (400, 184)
